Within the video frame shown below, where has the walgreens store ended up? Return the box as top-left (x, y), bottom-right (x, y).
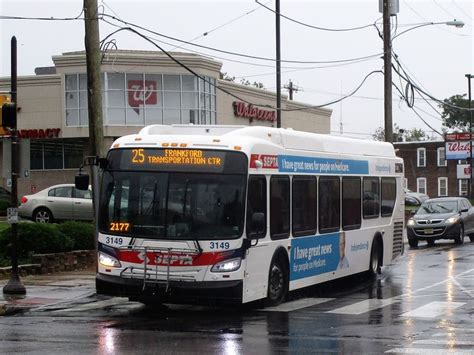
top-left (0, 50), bottom-right (331, 196)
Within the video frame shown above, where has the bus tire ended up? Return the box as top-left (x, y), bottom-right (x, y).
top-left (265, 255), bottom-right (288, 307)
top-left (368, 237), bottom-right (382, 277)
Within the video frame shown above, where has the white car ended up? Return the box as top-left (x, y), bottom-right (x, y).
top-left (18, 184), bottom-right (93, 223)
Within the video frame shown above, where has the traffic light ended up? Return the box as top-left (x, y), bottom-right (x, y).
top-left (0, 94), bottom-right (16, 130)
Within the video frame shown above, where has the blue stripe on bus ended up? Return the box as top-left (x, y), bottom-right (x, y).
top-left (290, 233), bottom-right (341, 281)
top-left (278, 155), bottom-right (369, 175)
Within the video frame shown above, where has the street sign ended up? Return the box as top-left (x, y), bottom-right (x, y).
top-left (445, 133), bottom-right (472, 141)
top-left (7, 207), bottom-right (18, 224)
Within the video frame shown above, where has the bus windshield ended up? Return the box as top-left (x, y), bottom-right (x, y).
top-left (99, 171), bottom-right (246, 240)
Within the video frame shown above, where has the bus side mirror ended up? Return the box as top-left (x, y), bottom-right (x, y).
top-left (75, 173), bottom-right (90, 191)
top-left (248, 212), bottom-right (265, 240)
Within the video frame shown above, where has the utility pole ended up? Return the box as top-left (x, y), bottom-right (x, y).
top-left (275, 0), bottom-right (281, 128)
top-left (467, 74), bottom-right (473, 199)
top-left (284, 80), bottom-right (299, 100)
top-left (83, 0), bottom-right (104, 251)
top-left (3, 36), bottom-right (26, 295)
top-left (383, 0), bottom-right (393, 143)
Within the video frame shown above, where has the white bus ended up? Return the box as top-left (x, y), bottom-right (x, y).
top-left (87, 125), bottom-right (404, 306)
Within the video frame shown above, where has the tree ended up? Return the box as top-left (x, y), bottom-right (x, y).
top-left (439, 94), bottom-right (472, 131)
top-left (220, 72), bottom-right (266, 89)
top-left (372, 124), bottom-right (427, 142)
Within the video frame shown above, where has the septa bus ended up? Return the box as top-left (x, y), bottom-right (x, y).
top-left (78, 125), bottom-right (404, 306)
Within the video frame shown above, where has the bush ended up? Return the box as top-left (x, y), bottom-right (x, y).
top-left (57, 221), bottom-right (94, 250)
top-left (0, 223), bottom-right (74, 259)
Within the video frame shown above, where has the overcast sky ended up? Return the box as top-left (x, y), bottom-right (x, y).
top-left (0, 0), bottom-right (472, 139)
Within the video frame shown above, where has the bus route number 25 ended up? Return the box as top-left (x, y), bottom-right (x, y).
top-left (209, 242), bottom-right (230, 250)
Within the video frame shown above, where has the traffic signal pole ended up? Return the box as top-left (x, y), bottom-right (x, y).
top-left (3, 36), bottom-right (26, 295)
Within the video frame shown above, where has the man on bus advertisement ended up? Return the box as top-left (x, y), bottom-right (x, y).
top-left (290, 232), bottom-right (352, 280)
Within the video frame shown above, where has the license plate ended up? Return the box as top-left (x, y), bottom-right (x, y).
top-left (424, 228), bottom-right (434, 234)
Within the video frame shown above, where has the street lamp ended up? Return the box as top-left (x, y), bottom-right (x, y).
top-left (392, 20), bottom-right (465, 40)
top-left (467, 74), bottom-right (473, 199)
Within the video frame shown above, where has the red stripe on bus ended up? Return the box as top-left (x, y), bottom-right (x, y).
top-left (117, 250), bottom-right (233, 267)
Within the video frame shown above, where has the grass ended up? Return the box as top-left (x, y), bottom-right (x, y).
top-left (0, 222), bottom-right (9, 234)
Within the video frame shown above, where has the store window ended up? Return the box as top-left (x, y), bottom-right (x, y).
top-left (31, 139), bottom-right (86, 170)
top-left (65, 73), bottom-right (216, 127)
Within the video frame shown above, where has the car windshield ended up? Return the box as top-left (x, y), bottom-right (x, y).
top-left (99, 171), bottom-right (246, 240)
top-left (416, 201), bottom-right (458, 214)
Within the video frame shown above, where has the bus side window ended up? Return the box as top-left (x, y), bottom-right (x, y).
top-left (363, 177), bottom-right (380, 218)
top-left (319, 176), bottom-right (340, 234)
top-left (246, 176), bottom-right (267, 239)
top-left (381, 177), bottom-right (396, 217)
top-left (342, 177), bottom-right (361, 230)
top-left (270, 176), bottom-right (290, 240)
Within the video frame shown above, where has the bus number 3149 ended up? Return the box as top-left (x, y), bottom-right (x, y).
top-left (209, 242), bottom-right (230, 250)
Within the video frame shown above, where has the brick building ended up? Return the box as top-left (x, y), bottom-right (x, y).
top-left (394, 141), bottom-right (469, 198)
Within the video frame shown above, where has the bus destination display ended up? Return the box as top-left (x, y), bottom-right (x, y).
top-left (110, 148), bottom-right (248, 173)
top-left (131, 149), bottom-right (223, 167)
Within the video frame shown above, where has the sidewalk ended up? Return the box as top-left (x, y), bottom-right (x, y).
top-left (0, 268), bottom-right (96, 315)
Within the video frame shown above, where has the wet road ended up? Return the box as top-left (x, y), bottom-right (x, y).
top-left (1, 240), bottom-right (473, 354)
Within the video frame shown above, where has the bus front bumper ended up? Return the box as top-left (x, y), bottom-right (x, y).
top-left (96, 273), bottom-right (243, 305)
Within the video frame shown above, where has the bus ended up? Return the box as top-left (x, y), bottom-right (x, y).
top-left (81, 125), bottom-right (404, 306)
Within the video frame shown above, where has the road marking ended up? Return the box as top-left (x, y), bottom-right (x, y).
top-left (413, 339), bottom-right (474, 346)
top-left (326, 298), bottom-right (398, 315)
top-left (52, 298), bottom-right (129, 312)
top-left (386, 348), bottom-right (474, 354)
top-left (259, 298), bottom-right (335, 312)
top-left (401, 301), bottom-right (465, 318)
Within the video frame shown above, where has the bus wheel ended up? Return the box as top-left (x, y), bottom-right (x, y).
top-left (368, 238), bottom-right (381, 277)
top-left (265, 257), bottom-right (288, 307)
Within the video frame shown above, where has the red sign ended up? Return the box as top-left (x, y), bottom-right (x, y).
top-left (445, 133), bottom-right (472, 141)
top-left (233, 101), bottom-right (276, 122)
top-left (250, 154), bottom-right (279, 169)
top-left (18, 128), bottom-right (60, 139)
top-left (127, 80), bottom-right (158, 114)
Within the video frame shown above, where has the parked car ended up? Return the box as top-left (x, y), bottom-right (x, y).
top-left (404, 188), bottom-right (429, 206)
top-left (406, 197), bottom-right (474, 247)
top-left (18, 184), bottom-right (93, 223)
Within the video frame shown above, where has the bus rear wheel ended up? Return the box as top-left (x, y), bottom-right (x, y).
top-left (368, 238), bottom-right (381, 277)
top-left (265, 257), bottom-right (288, 307)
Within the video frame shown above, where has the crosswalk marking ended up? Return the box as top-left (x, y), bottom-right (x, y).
top-left (326, 298), bottom-right (398, 315)
top-left (413, 339), bottom-right (474, 346)
top-left (400, 301), bottom-right (465, 319)
top-left (386, 348), bottom-right (474, 354)
top-left (51, 298), bottom-right (129, 313)
top-left (260, 298), bottom-right (335, 312)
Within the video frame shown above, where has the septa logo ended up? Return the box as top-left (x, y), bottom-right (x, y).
top-left (127, 80), bottom-right (158, 114)
top-left (250, 154), bottom-right (278, 169)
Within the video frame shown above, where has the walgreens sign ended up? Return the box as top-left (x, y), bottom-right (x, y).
top-left (445, 141), bottom-right (473, 160)
top-left (127, 80), bottom-right (157, 114)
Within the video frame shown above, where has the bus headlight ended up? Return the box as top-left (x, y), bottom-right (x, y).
top-left (407, 219), bottom-right (415, 226)
top-left (211, 257), bottom-right (242, 272)
top-left (99, 252), bottom-right (121, 268)
top-left (445, 216), bottom-right (460, 224)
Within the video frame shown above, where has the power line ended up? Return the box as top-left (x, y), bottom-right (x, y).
top-left (101, 13), bottom-right (384, 65)
top-left (255, 0), bottom-right (379, 32)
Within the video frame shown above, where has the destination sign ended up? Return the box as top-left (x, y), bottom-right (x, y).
top-left (108, 148), bottom-right (247, 174)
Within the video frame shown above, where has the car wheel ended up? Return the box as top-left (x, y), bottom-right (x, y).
top-left (265, 256), bottom-right (288, 307)
top-left (454, 225), bottom-right (465, 245)
top-left (368, 238), bottom-right (381, 277)
top-left (34, 208), bottom-right (53, 223)
top-left (427, 239), bottom-right (435, 247)
top-left (408, 238), bottom-right (418, 248)
top-left (470, 235), bottom-right (474, 242)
